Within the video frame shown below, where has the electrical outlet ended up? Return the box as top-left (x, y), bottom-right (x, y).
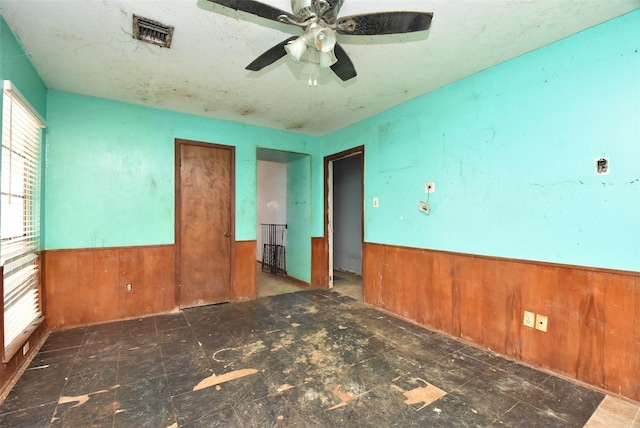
top-left (535, 314), bottom-right (548, 332)
top-left (125, 282), bottom-right (133, 293)
top-left (425, 182), bottom-right (435, 193)
top-left (523, 311), bottom-right (535, 328)
top-left (419, 201), bottom-right (430, 214)
top-left (22, 341), bottom-right (29, 355)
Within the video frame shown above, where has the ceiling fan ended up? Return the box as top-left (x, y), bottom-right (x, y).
top-left (203, 0), bottom-right (433, 84)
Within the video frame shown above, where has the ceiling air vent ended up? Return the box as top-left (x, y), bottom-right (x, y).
top-left (133, 15), bottom-right (174, 48)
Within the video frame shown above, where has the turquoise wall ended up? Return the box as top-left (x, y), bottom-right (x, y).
top-left (0, 15), bottom-right (47, 251)
top-left (6, 10), bottom-right (639, 273)
top-left (0, 16), bottom-right (47, 118)
top-left (309, 152), bottom-right (325, 238)
top-left (44, 91), bottom-right (321, 249)
top-left (286, 156), bottom-right (312, 282)
top-left (324, 10), bottom-right (640, 272)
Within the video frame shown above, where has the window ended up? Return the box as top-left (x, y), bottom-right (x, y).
top-left (1, 81), bottom-right (45, 360)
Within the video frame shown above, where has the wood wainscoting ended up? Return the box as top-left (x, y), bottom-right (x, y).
top-left (233, 240), bottom-right (256, 300)
top-left (0, 323), bottom-right (46, 395)
top-left (363, 242), bottom-right (640, 402)
top-left (311, 237), bottom-right (329, 288)
top-left (43, 245), bottom-right (176, 329)
top-left (43, 241), bottom-right (259, 330)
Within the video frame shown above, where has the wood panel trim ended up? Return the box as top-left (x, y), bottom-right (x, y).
top-left (43, 244), bottom-right (174, 254)
top-left (43, 245), bottom-right (176, 329)
top-left (363, 241), bottom-right (640, 402)
top-left (0, 266), bottom-right (4, 360)
top-left (233, 240), bottom-right (256, 301)
top-left (285, 275), bottom-right (311, 289)
top-left (0, 253), bottom-right (46, 391)
top-left (311, 236), bottom-right (328, 288)
top-left (364, 242), bottom-right (640, 278)
top-left (0, 322), bottom-right (46, 396)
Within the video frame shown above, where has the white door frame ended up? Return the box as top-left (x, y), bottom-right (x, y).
top-left (328, 161), bottom-right (334, 288)
top-left (326, 148), bottom-right (363, 289)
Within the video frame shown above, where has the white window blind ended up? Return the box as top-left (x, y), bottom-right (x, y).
top-left (1, 80), bottom-right (45, 356)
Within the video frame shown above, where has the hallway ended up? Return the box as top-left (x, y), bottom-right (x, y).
top-left (257, 266), bottom-right (363, 302)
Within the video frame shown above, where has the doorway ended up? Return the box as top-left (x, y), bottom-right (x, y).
top-left (175, 139), bottom-right (234, 308)
top-left (326, 147), bottom-right (364, 299)
top-left (256, 148), bottom-right (311, 296)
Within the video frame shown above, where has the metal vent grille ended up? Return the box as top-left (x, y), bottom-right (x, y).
top-left (133, 15), bottom-right (174, 48)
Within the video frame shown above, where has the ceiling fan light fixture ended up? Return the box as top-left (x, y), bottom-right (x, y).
top-left (318, 50), bottom-right (337, 68)
top-left (284, 37), bottom-right (309, 62)
top-left (313, 27), bottom-right (336, 53)
top-left (207, 0), bottom-right (433, 83)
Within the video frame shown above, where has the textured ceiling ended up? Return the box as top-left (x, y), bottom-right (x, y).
top-left (1, 0), bottom-right (638, 136)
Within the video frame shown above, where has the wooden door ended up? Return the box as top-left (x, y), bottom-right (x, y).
top-left (176, 140), bottom-right (233, 308)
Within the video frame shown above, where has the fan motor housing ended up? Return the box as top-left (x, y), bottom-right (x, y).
top-left (291, 0), bottom-right (344, 21)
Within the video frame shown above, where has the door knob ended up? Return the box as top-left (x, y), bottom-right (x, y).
top-left (224, 232), bottom-right (231, 237)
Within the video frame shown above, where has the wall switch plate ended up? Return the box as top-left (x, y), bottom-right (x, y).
top-left (373, 197), bottom-right (379, 208)
top-left (535, 314), bottom-right (548, 332)
top-left (22, 342), bottom-right (29, 355)
top-left (523, 311), bottom-right (535, 328)
top-left (425, 182), bottom-right (435, 193)
top-left (125, 282), bottom-right (133, 293)
top-left (419, 201), bottom-right (430, 214)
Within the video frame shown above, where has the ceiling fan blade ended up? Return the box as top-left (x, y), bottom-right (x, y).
top-left (330, 43), bottom-right (357, 81)
top-left (246, 36), bottom-right (298, 71)
top-left (336, 11), bottom-right (433, 35)
top-left (204, 0), bottom-right (297, 23)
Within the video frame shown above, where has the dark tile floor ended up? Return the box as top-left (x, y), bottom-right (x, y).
top-left (0, 290), bottom-right (604, 427)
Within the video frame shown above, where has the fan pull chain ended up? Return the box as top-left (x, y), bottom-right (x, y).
top-left (307, 50), bottom-right (319, 87)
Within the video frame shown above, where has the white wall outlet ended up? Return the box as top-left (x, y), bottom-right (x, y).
top-left (373, 197), bottom-right (379, 208)
top-left (523, 311), bottom-right (535, 328)
top-left (535, 314), bottom-right (548, 332)
top-left (419, 201), bottom-right (430, 214)
top-left (425, 182), bottom-right (435, 193)
top-left (125, 282), bottom-right (133, 293)
top-left (22, 341), bottom-right (29, 355)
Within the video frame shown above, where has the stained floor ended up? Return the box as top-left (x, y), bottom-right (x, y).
top-left (256, 266), bottom-right (363, 302)
top-left (0, 290), bottom-right (610, 427)
top-left (331, 270), bottom-right (363, 302)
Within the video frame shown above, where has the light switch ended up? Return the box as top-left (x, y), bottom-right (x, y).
top-left (373, 197), bottom-right (379, 208)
